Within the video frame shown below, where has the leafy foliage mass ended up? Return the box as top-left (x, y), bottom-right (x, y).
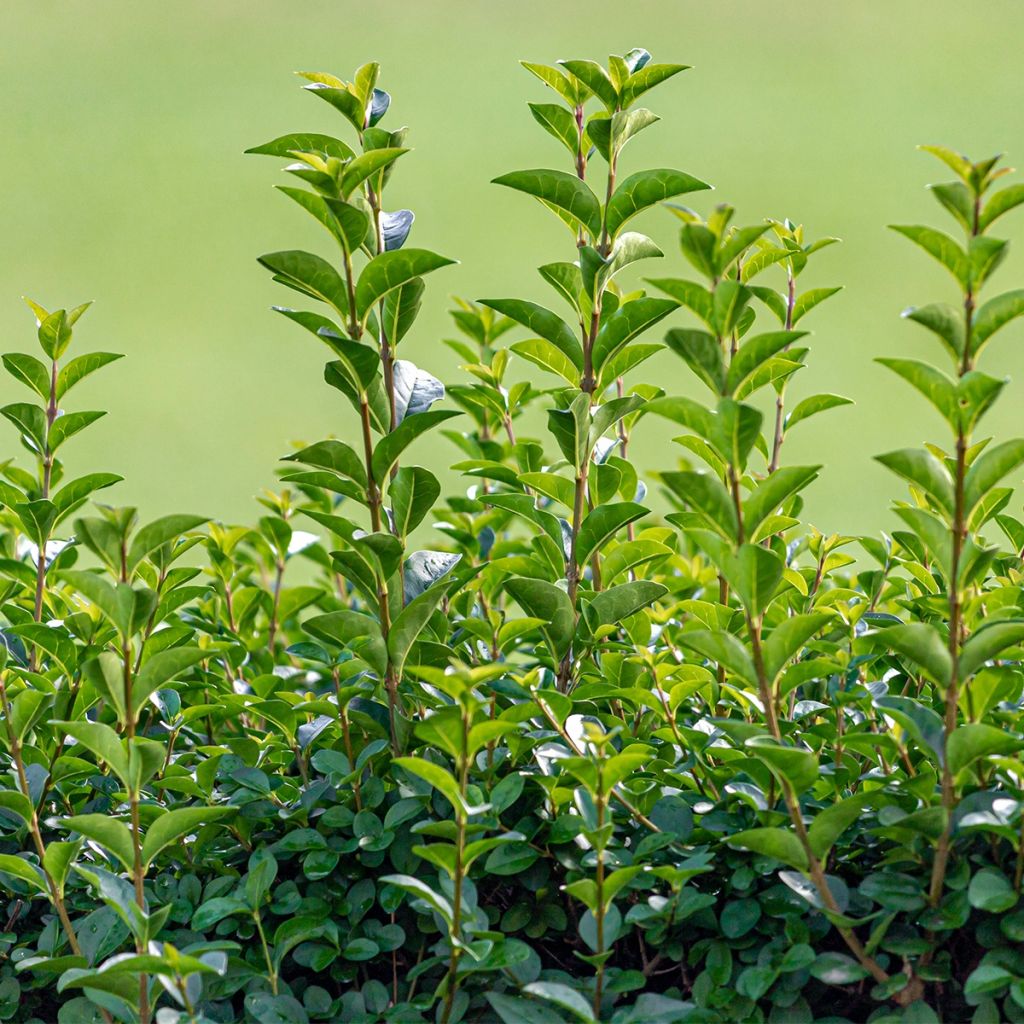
top-left (2, 48), bottom-right (1024, 1024)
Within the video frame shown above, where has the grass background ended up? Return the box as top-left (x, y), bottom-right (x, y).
top-left (3, 0), bottom-right (1024, 538)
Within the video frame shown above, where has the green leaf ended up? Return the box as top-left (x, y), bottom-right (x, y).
top-left (585, 581), bottom-right (666, 629)
top-left (592, 297), bottom-right (675, 371)
top-left (728, 542), bottom-right (784, 618)
top-left (127, 514), bottom-right (209, 574)
top-left (393, 756), bottom-right (465, 814)
top-left (48, 411), bottom-right (105, 452)
top-left (581, 233), bottom-right (662, 296)
top-left (743, 466), bottom-right (820, 535)
top-left (712, 280), bottom-right (753, 337)
top-left (604, 168), bottom-right (709, 238)
top-left (1, 403), bottom-right (47, 452)
top-left (547, 392), bottom-right (590, 468)
top-left (0, 855), bottom-right (47, 894)
top-left (511, 338), bottom-right (579, 384)
top-left (947, 723), bottom-right (1024, 776)
top-left (791, 286), bottom-right (842, 324)
top-left (558, 59), bottom-right (618, 109)
top-left (621, 62), bottom-right (689, 105)
top-left (588, 108), bottom-right (659, 161)
top-left (874, 695), bottom-right (945, 766)
top-left (379, 873), bottom-right (454, 924)
top-left (662, 470), bottom-right (737, 538)
top-left (967, 867), bottom-right (1017, 913)
top-left (959, 621), bottom-right (1024, 680)
top-left (785, 393), bottom-right (852, 432)
top-left (371, 409), bottom-right (460, 482)
top-left (902, 303), bottom-right (965, 361)
top-left (972, 289), bottom-right (1024, 353)
top-left (304, 610), bottom-right (387, 677)
top-left (877, 358), bottom-right (957, 425)
top-left (727, 331), bottom-right (805, 396)
top-left (257, 250), bottom-right (350, 320)
top-left (42, 841), bottom-right (81, 898)
top-left (51, 473), bottom-right (122, 521)
top-left (810, 952), bottom-right (869, 986)
top-left (875, 448), bottom-right (954, 516)
top-left (649, 277), bottom-right (714, 326)
top-left (677, 630), bottom-right (756, 685)
top-left (285, 439), bottom-right (367, 487)
top-left (54, 720), bottom-right (129, 786)
top-left (62, 814), bottom-right (134, 872)
top-left (879, 623), bottom-right (952, 687)
top-left (575, 502), bottom-right (649, 566)
top-left (481, 298), bottom-right (583, 368)
top-left (245, 132), bottom-right (355, 160)
top-left (2, 353), bottom-right (49, 398)
top-left (133, 647), bottom-right (206, 715)
top-left (8, 690), bottom-right (49, 742)
top-left (492, 168), bottom-right (602, 238)
top-left (963, 439), bottom-right (1024, 517)
top-left (37, 310), bottom-right (73, 360)
top-left (964, 965), bottom-right (1013, 999)
top-left (388, 576), bottom-right (458, 674)
top-left (302, 81), bottom-right (366, 130)
top-left (355, 249), bottom-right (455, 322)
top-left (807, 793), bottom-right (874, 860)
top-left (340, 147), bottom-right (407, 197)
top-left (504, 578), bottom-right (575, 661)
top-left (663, 329), bottom-right (725, 394)
top-left (745, 737), bottom-right (819, 793)
top-left (528, 102), bottom-right (579, 154)
top-left (727, 827), bottom-right (808, 871)
top-left (390, 466), bottom-right (440, 538)
top-left (980, 183), bottom-right (1024, 231)
top-left (522, 981), bottom-right (597, 1023)
top-left (889, 224), bottom-right (967, 285)
top-left (521, 62), bottom-right (586, 106)
top-left (141, 806), bottom-right (236, 868)
top-left (762, 613), bottom-right (832, 682)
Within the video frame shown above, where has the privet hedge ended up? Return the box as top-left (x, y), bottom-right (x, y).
top-left (0, 47), bottom-right (1023, 1024)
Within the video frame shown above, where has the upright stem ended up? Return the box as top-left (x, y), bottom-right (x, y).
top-left (768, 271), bottom-right (796, 474)
top-left (266, 559), bottom-right (284, 653)
top-left (254, 910), bottom-right (278, 995)
top-left (0, 676), bottom-right (93, 964)
top-left (346, 246), bottom-right (401, 754)
top-left (727, 409), bottom-right (892, 988)
top-left (928, 196), bottom-right (978, 907)
top-left (747, 622), bottom-right (890, 986)
top-left (440, 711), bottom-right (470, 1024)
top-left (29, 357), bottom-right (59, 665)
top-left (593, 776), bottom-right (607, 1019)
top-left (122, 645), bottom-right (151, 1024)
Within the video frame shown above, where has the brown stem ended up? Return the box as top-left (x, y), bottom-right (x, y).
top-left (928, 204), bottom-right (978, 908)
top-left (768, 272), bottom-right (796, 474)
top-left (747, 624), bottom-right (890, 986)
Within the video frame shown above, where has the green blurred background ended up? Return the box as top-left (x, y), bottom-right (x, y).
top-left (3, 0), bottom-right (1024, 537)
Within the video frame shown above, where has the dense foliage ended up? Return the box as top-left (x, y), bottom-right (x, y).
top-left (1, 47), bottom-right (1024, 1024)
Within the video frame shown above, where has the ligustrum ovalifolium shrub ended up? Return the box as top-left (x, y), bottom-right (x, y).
top-left (0, 48), bottom-right (1024, 1024)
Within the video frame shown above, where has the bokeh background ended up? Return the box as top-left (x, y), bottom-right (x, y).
top-left (3, 0), bottom-right (1024, 537)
